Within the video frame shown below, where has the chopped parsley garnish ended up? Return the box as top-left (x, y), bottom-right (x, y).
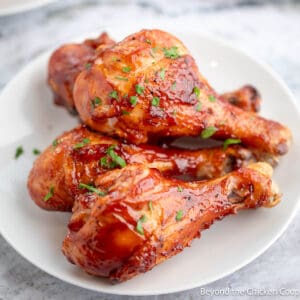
top-left (109, 90), bottom-right (119, 100)
top-left (79, 183), bottom-right (106, 196)
top-left (201, 126), bottom-right (217, 139)
top-left (177, 186), bottom-right (183, 192)
top-left (163, 46), bottom-right (180, 59)
top-left (195, 102), bottom-right (202, 112)
top-left (135, 84), bottom-right (145, 95)
top-left (107, 145), bottom-right (126, 168)
top-left (130, 96), bottom-right (138, 106)
top-left (91, 97), bottom-right (102, 108)
top-left (148, 200), bottom-right (153, 212)
top-left (73, 138), bottom-right (90, 149)
top-left (171, 81), bottom-right (177, 90)
top-left (111, 56), bottom-right (118, 62)
top-left (115, 76), bottom-right (128, 81)
top-left (173, 110), bottom-right (177, 116)
top-left (136, 215), bottom-right (147, 235)
top-left (159, 68), bottom-right (165, 80)
top-left (208, 95), bottom-right (216, 102)
top-left (100, 156), bottom-right (116, 169)
top-left (100, 156), bottom-right (109, 168)
top-left (121, 110), bottom-right (130, 115)
top-left (122, 66), bottom-right (131, 73)
top-left (223, 138), bottom-right (241, 150)
top-left (15, 146), bottom-right (24, 159)
top-left (175, 210), bottom-right (183, 221)
top-left (100, 145), bottom-right (126, 169)
top-left (145, 39), bottom-right (151, 44)
top-left (44, 185), bottom-right (54, 201)
top-left (85, 63), bottom-right (92, 70)
top-left (32, 148), bottom-right (41, 155)
top-left (193, 86), bottom-right (200, 98)
top-left (52, 139), bottom-right (59, 148)
top-left (151, 97), bottom-right (160, 107)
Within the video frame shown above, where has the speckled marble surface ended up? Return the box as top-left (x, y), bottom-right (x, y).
top-left (0, 1), bottom-right (300, 299)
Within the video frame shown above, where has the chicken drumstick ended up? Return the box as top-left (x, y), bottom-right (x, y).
top-left (62, 162), bottom-right (279, 282)
top-left (73, 29), bottom-right (291, 155)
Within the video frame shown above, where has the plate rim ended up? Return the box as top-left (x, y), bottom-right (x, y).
top-left (1, 26), bottom-right (300, 296)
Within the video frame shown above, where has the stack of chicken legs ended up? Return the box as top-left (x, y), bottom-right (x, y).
top-left (28, 29), bottom-right (291, 283)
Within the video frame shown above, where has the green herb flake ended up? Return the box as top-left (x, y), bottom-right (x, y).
top-left (32, 148), bottom-right (41, 155)
top-left (73, 138), bottom-right (90, 150)
top-left (121, 110), bottom-right (130, 115)
top-left (201, 126), bottom-right (217, 139)
top-left (91, 97), bottom-right (102, 108)
top-left (193, 86), bottom-right (200, 98)
top-left (177, 186), bottom-right (183, 192)
top-left (122, 66), bottom-right (131, 73)
top-left (115, 76), bottom-right (128, 81)
top-left (151, 97), bottom-right (160, 107)
top-left (195, 102), bottom-right (202, 112)
top-left (111, 56), bottom-right (119, 62)
top-left (135, 84), bottom-right (145, 95)
top-left (52, 139), bottom-right (59, 148)
top-left (145, 39), bottom-right (152, 44)
top-left (148, 200), bottom-right (153, 212)
top-left (223, 138), bottom-right (241, 150)
top-left (100, 156), bottom-right (109, 168)
top-left (175, 210), bottom-right (184, 221)
top-left (159, 68), bottom-right (165, 80)
top-left (163, 46), bottom-right (180, 59)
top-left (109, 90), bottom-right (119, 100)
top-left (172, 109), bottom-right (177, 116)
top-left (171, 81), bottom-right (177, 90)
top-left (15, 146), bottom-right (24, 159)
top-left (85, 63), bottom-right (92, 70)
top-left (130, 96), bottom-right (138, 106)
top-left (136, 215), bottom-right (147, 235)
top-left (44, 185), bottom-right (54, 202)
top-left (107, 145), bottom-right (127, 168)
top-left (208, 95), bottom-right (216, 102)
top-left (79, 183), bottom-right (106, 196)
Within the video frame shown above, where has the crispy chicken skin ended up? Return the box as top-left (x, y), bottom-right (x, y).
top-left (62, 162), bottom-right (279, 282)
top-left (73, 29), bottom-right (291, 155)
top-left (27, 125), bottom-right (273, 211)
top-left (48, 32), bottom-right (261, 113)
top-left (48, 33), bottom-right (115, 112)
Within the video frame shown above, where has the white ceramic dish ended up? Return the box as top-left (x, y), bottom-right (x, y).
top-left (0, 26), bottom-right (299, 296)
top-left (0, 0), bottom-right (57, 16)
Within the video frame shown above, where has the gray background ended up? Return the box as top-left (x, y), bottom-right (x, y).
top-left (0, 0), bottom-right (299, 299)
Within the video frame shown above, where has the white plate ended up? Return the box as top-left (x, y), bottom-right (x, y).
top-left (0, 26), bottom-right (300, 296)
top-left (0, 0), bottom-right (57, 16)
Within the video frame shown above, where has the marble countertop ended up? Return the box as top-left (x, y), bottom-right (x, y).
top-left (0, 0), bottom-right (300, 299)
